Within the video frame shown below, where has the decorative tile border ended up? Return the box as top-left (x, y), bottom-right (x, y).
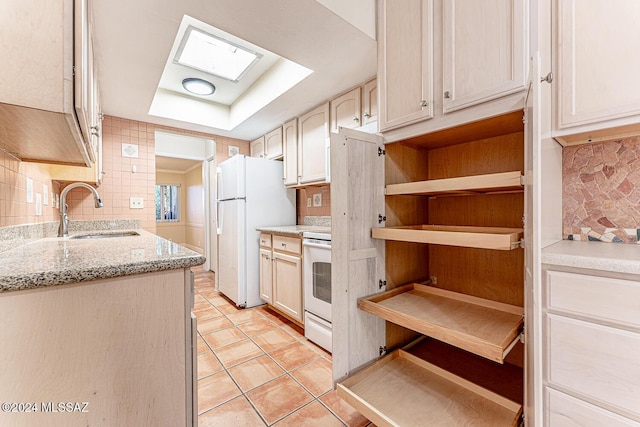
top-left (566, 227), bottom-right (640, 244)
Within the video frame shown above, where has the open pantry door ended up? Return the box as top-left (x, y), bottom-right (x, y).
top-left (331, 127), bottom-right (386, 382)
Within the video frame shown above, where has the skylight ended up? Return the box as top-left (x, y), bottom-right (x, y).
top-left (174, 26), bottom-right (261, 82)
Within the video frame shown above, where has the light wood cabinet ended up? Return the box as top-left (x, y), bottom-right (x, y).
top-left (362, 78), bottom-right (378, 127)
top-left (298, 103), bottom-right (330, 185)
top-left (378, 0), bottom-right (434, 131)
top-left (259, 248), bottom-right (273, 304)
top-left (258, 233), bottom-right (304, 325)
top-left (330, 87), bottom-right (362, 133)
top-left (331, 111), bottom-right (529, 425)
top-left (552, 0), bottom-right (640, 145)
top-left (378, 0), bottom-right (528, 140)
top-left (282, 119), bottom-right (299, 187)
top-left (250, 136), bottom-right (266, 158)
top-left (273, 251), bottom-right (303, 323)
top-left (265, 126), bottom-right (283, 159)
top-left (0, 0), bottom-right (99, 167)
top-left (542, 268), bottom-right (640, 425)
top-left (0, 269), bottom-right (196, 427)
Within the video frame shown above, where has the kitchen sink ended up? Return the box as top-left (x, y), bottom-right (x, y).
top-left (70, 231), bottom-right (140, 239)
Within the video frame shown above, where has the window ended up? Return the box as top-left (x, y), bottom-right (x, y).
top-left (156, 185), bottom-right (180, 222)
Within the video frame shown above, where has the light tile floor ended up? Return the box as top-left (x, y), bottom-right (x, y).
top-left (192, 266), bottom-right (374, 426)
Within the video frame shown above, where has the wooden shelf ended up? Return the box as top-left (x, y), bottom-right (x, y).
top-left (386, 171), bottom-right (523, 196)
top-left (337, 339), bottom-right (523, 427)
top-left (358, 283), bottom-right (524, 363)
top-left (371, 225), bottom-right (523, 250)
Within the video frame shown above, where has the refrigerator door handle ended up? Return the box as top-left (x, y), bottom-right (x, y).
top-left (217, 201), bottom-right (223, 235)
top-left (216, 167), bottom-right (223, 201)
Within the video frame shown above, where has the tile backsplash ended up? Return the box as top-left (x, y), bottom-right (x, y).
top-left (563, 136), bottom-right (640, 243)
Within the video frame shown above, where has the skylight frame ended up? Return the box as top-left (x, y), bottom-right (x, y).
top-left (174, 25), bottom-right (263, 83)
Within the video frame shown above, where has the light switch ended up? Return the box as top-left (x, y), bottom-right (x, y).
top-left (130, 197), bottom-right (144, 209)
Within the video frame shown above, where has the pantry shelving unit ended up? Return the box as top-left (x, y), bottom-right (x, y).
top-left (332, 112), bottom-right (527, 427)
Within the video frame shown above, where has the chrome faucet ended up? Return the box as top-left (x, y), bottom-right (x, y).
top-left (58, 183), bottom-right (104, 237)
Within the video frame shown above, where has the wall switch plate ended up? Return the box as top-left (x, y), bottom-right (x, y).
top-left (307, 197), bottom-right (311, 207)
top-left (313, 193), bottom-right (322, 207)
top-left (130, 197), bottom-right (144, 209)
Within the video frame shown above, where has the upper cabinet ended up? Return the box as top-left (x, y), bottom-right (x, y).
top-left (0, 0), bottom-right (99, 166)
top-left (442, 0), bottom-right (527, 113)
top-left (378, 0), bottom-right (434, 131)
top-left (378, 0), bottom-right (528, 139)
top-left (330, 87), bottom-right (362, 133)
top-left (552, 0), bottom-right (640, 145)
top-left (264, 127), bottom-right (283, 160)
top-left (362, 78), bottom-right (378, 127)
top-left (298, 103), bottom-right (330, 186)
top-left (250, 136), bottom-right (266, 158)
top-left (282, 119), bottom-right (299, 187)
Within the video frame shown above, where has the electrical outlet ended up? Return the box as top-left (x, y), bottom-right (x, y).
top-left (130, 197), bottom-right (144, 209)
top-left (313, 193), bottom-right (322, 207)
top-left (307, 197), bottom-right (311, 207)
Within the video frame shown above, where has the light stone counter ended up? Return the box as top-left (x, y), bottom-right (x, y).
top-left (256, 225), bottom-right (331, 237)
top-left (542, 240), bottom-right (640, 276)
top-left (0, 220), bottom-right (205, 293)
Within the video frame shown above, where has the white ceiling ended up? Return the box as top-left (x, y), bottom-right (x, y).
top-left (91, 0), bottom-right (377, 141)
top-left (155, 156), bottom-right (201, 173)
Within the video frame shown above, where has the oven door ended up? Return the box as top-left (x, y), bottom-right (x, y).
top-left (303, 240), bottom-right (332, 322)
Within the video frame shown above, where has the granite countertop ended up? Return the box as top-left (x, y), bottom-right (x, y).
top-left (542, 240), bottom-right (640, 276)
top-left (256, 225), bottom-right (331, 237)
top-left (0, 221), bottom-right (205, 293)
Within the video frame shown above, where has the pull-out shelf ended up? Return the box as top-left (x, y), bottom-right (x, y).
top-left (337, 338), bottom-right (523, 427)
top-left (358, 283), bottom-right (524, 363)
top-left (371, 225), bottom-right (524, 250)
top-left (385, 171), bottom-right (523, 196)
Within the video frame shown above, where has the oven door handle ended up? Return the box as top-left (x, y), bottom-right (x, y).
top-left (303, 241), bottom-right (332, 250)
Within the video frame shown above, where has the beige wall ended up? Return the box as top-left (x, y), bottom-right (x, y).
top-left (155, 170), bottom-right (187, 243)
top-left (296, 184), bottom-right (331, 224)
top-left (184, 165), bottom-right (204, 252)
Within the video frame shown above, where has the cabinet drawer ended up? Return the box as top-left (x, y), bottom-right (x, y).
top-left (547, 314), bottom-right (640, 417)
top-left (259, 233), bottom-right (272, 248)
top-left (546, 387), bottom-right (639, 427)
top-left (546, 270), bottom-right (640, 328)
top-left (272, 235), bottom-right (301, 255)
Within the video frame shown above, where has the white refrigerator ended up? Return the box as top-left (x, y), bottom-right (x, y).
top-left (216, 155), bottom-right (296, 308)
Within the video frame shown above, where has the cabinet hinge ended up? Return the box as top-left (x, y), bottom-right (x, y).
top-left (378, 214), bottom-right (386, 224)
top-left (522, 215), bottom-right (526, 226)
top-left (379, 346), bottom-right (387, 356)
top-left (522, 114), bottom-right (526, 124)
top-left (72, 65), bottom-right (76, 76)
top-left (378, 146), bottom-right (386, 156)
top-left (379, 279), bottom-right (386, 289)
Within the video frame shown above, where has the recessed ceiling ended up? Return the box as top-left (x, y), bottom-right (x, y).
top-left (90, 0), bottom-right (377, 141)
top-left (149, 15), bottom-right (313, 132)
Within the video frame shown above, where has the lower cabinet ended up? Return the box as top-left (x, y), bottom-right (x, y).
top-left (259, 233), bottom-right (304, 325)
top-left (0, 268), bottom-right (196, 427)
top-left (543, 269), bottom-right (640, 425)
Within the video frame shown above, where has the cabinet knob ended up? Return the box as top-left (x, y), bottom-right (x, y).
top-left (420, 100), bottom-right (429, 107)
top-left (353, 116), bottom-right (360, 123)
top-left (363, 112), bottom-right (371, 118)
top-left (443, 91), bottom-right (451, 99)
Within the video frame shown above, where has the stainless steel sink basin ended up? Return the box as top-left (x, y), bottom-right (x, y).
top-left (70, 231), bottom-right (140, 239)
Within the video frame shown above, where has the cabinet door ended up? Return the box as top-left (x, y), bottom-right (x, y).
top-left (273, 252), bottom-right (303, 323)
top-left (362, 78), bottom-right (378, 126)
top-left (250, 136), bottom-right (265, 158)
top-left (298, 103), bottom-right (330, 185)
top-left (265, 127), bottom-right (283, 160)
top-left (330, 128), bottom-right (385, 381)
top-left (283, 119), bottom-right (299, 187)
top-left (378, 0), bottom-right (434, 131)
top-left (74, 0), bottom-right (96, 160)
top-left (259, 248), bottom-right (273, 304)
top-left (555, 0), bottom-right (640, 129)
top-left (442, 0), bottom-right (527, 113)
top-left (330, 87), bottom-right (362, 133)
